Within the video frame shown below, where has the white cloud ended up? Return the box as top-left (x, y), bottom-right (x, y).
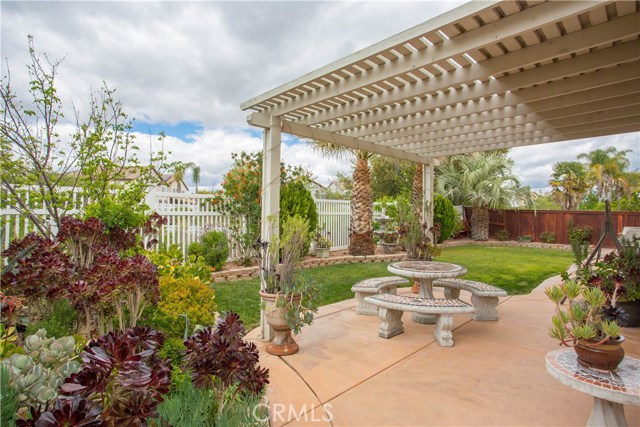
top-left (2, 1), bottom-right (637, 194)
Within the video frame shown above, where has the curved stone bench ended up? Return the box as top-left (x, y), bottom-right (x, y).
top-left (351, 276), bottom-right (409, 316)
top-left (364, 294), bottom-right (474, 347)
top-left (433, 278), bottom-right (507, 321)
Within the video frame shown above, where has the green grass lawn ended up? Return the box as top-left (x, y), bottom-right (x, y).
top-left (212, 245), bottom-right (573, 331)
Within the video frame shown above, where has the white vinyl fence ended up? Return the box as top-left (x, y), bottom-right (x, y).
top-left (1, 189), bottom-right (357, 260)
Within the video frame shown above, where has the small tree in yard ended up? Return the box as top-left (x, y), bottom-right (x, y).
top-left (212, 151), bottom-right (311, 266)
top-left (1, 37), bottom-right (174, 237)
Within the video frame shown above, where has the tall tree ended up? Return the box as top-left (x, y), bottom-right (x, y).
top-left (411, 163), bottom-right (423, 220)
top-left (549, 161), bottom-right (590, 210)
top-left (369, 155), bottom-right (413, 200)
top-left (1, 36), bottom-right (171, 236)
top-left (313, 143), bottom-right (374, 255)
top-left (436, 151), bottom-right (531, 241)
top-left (578, 147), bottom-right (631, 200)
top-left (191, 165), bottom-right (201, 193)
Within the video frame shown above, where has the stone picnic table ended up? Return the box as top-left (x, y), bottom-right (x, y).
top-left (387, 261), bottom-right (467, 324)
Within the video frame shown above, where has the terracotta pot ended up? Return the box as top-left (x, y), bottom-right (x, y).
top-left (259, 291), bottom-right (300, 356)
top-left (617, 301), bottom-right (640, 327)
top-left (574, 336), bottom-right (625, 372)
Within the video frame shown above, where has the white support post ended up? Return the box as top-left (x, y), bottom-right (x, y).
top-left (258, 115), bottom-right (282, 342)
top-left (422, 161), bottom-right (434, 242)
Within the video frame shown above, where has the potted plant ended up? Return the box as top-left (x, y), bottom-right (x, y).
top-left (546, 275), bottom-right (624, 371)
top-left (314, 225), bottom-right (332, 258)
top-left (257, 216), bottom-right (319, 356)
top-left (583, 237), bottom-right (640, 327)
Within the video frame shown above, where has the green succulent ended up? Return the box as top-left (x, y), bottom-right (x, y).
top-left (2, 329), bottom-right (80, 407)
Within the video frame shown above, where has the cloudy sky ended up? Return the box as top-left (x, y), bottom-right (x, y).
top-left (2, 0), bottom-right (638, 193)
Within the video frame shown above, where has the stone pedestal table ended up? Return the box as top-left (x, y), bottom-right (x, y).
top-left (546, 348), bottom-right (640, 427)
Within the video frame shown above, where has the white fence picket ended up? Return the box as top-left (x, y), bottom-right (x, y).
top-left (1, 188), bottom-right (358, 259)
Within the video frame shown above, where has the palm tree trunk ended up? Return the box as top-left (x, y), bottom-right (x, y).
top-left (470, 206), bottom-right (489, 241)
top-left (349, 157), bottom-right (374, 255)
top-left (411, 163), bottom-right (423, 221)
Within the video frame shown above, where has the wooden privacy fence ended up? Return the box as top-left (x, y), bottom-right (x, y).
top-left (464, 208), bottom-right (640, 247)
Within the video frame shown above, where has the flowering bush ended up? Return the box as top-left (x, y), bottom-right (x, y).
top-left (154, 276), bottom-right (217, 337)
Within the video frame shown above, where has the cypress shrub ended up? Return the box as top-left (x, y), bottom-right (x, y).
top-left (433, 194), bottom-right (456, 243)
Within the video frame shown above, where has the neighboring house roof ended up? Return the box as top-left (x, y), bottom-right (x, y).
top-left (162, 173), bottom-right (190, 192)
top-left (326, 180), bottom-right (348, 193)
top-left (66, 166), bottom-right (190, 191)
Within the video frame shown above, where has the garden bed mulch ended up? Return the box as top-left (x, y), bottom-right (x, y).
top-left (211, 239), bottom-right (575, 283)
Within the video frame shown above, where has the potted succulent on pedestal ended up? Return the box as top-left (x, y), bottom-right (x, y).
top-left (257, 216), bottom-right (319, 356)
top-left (314, 225), bottom-right (332, 258)
top-left (546, 275), bottom-right (624, 371)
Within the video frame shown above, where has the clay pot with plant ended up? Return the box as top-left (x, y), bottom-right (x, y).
top-left (257, 216), bottom-right (319, 356)
top-left (546, 275), bottom-right (624, 371)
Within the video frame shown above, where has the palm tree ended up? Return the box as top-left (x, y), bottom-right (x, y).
top-left (313, 143), bottom-right (374, 255)
top-left (173, 162), bottom-right (195, 192)
top-left (411, 163), bottom-right (423, 219)
top-left (191, 165), bottom-right (201, 193)
top-left (549, 161), bottom-right (590, 210)
top-left (436, 151), bottom-right (531, 241)
top-left (578, 147), bottom-right (631, 200)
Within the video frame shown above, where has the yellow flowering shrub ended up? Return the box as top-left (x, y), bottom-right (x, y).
top-left (154, 276), bottom-right (217, 337)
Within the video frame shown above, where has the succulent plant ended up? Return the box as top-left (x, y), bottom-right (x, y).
top-left (2, 330), bottom-right (80, 407)
top-left (33, 396), bottom-right (106, 427)
top-left (61, 327), bottom-right (171, 426)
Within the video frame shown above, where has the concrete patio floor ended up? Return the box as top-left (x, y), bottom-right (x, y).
top-left (246, 274), bottom-right (640, 427)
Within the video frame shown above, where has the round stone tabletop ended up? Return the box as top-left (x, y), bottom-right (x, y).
top-left (545, 348), bottom-right (640, 406)
top-left (388, 261), bottom-right (467, 279)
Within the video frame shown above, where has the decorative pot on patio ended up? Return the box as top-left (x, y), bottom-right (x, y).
top-left (259, 291), bottom-right (300, 356)
top-left (574, 336), bottom-right (625, 372)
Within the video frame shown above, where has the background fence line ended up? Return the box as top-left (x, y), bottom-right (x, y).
top-left (1, 189), bottom-right (356, 260)
top-left (6, 187), bottom-right (637, 259)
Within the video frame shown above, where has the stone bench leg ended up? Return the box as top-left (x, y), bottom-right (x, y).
top-left (444, 288), bottom-right (460, 299)
top-left (355, 287), bottom-right (397, 316)
top-left (434, 314), bottom-right (454, 347)
top-left (471, 295), bottom-right (500, 321)
top-left (378, 307), bottom-right (404, 338)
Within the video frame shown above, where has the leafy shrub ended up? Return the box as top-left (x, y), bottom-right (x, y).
top-left (280, 180), bottom-right (318, 239)
top-left (540, 231), bottom-right (556, 243)
top-left (517, 235), bottom-right (533, 243)
top-left (26, 299), bottom-right (78, 339)
top-left (568, 220), bottom-right (592, 265)
top-left (145, 246), bottom-right (211, 284)
top-left (158, 337), bottom-right (186, 369)
top-left (433, 194), bottom-right (456, 243)
top-left (61, 327), bottom-right (172, 426)
top-left (154, 276), bottom-right (217, 338)
top-left (495, 229), bottom-right (510, 241)
top-left (184, 312), bottom-right (269, 417)
top-left (188, 231), bottom-right (229, 271)
top-left (157, 380), bottom-right (215, 427)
